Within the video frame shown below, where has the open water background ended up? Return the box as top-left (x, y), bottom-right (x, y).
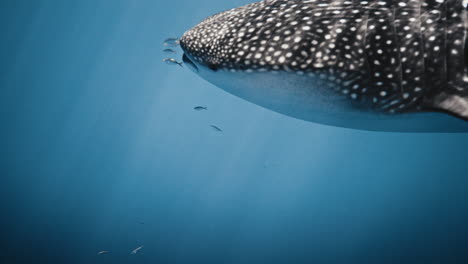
top-left (1, 1), bottom-right (468, 263)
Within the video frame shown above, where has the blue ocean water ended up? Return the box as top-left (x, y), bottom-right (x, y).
top-left (1, 0), bottom-right (468, 263)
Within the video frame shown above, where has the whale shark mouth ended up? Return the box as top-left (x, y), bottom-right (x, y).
top-left (182, 52), bottom-right (220, 72)
top-left (182, 53), bottom-right (198, 72)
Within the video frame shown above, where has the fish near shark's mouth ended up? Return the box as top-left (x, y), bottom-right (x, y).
top-left (182, 53), bottom-right (198, 73)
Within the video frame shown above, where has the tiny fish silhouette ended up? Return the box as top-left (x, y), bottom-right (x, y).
top-left (163, 58), bottom-right (183, 67)
top-left (210, 124), bottom-right (222, 132)
top-left (131, 245), bottom-right (143, 255)
top-left (163, 37), bottom-right (180, 47)
top-left (194, 106), bottom-right (207, 111)
top-left (97, 251), bottom-right (109, 255)
top-left (163, 48), bottom-right (177, 54)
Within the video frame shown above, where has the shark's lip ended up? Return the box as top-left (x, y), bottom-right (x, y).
top-left (182, 53), bottom-right (220, 72)
top-left (182, 53), bottom-right (198, 72)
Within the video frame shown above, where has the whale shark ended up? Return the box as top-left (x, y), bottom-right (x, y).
top-left (179, 0), bottom-right (468, 132)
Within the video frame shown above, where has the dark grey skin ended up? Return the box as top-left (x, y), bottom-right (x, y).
top-left (180, 0), bottom-right (468, 132)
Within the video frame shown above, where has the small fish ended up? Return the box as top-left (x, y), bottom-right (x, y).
top-left (210, 124), bottom-right (222, 132)
top-left (97, 251), bottom-right (109, 255)
top-left (163, 58), bottom-right (183, 67)
top-left (194, 106), bottom-right (207, 111)
top-left (131, 245), bottom-right (143, 255)
top-left (163, 37), bottom-right (179, 47)
top-left (163, 48), bottom-right (177, 54)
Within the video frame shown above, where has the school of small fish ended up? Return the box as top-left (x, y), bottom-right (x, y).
top-left (97, 245), bottom-right (144, 256)
top-left (162, 38), bottom-right (225, 133)
top-left (162, 38), bottom-right (183, 67)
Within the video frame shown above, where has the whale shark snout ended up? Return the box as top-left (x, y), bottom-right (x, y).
top-left (179, 8), bottom-right (245, 72)
top-left (180, 0), bottom-right (468, 132)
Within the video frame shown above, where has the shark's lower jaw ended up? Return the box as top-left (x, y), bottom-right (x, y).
top-left (182, 53), bottom-right (198, 73)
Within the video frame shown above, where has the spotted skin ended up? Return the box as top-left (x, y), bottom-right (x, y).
top-left (180, 0), bottom-right (468, 131)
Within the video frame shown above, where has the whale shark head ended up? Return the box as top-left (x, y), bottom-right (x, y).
top-left (180, 0), bottom-right (333, 73)
top-left (179, 0), bottom-right (468, 132)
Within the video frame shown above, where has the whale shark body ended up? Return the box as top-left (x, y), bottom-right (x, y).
top-left (179, 0), bottom-right (468, 132)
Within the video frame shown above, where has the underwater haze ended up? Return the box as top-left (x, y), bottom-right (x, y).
top-left (1, 0), bottom-right (468, 263)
